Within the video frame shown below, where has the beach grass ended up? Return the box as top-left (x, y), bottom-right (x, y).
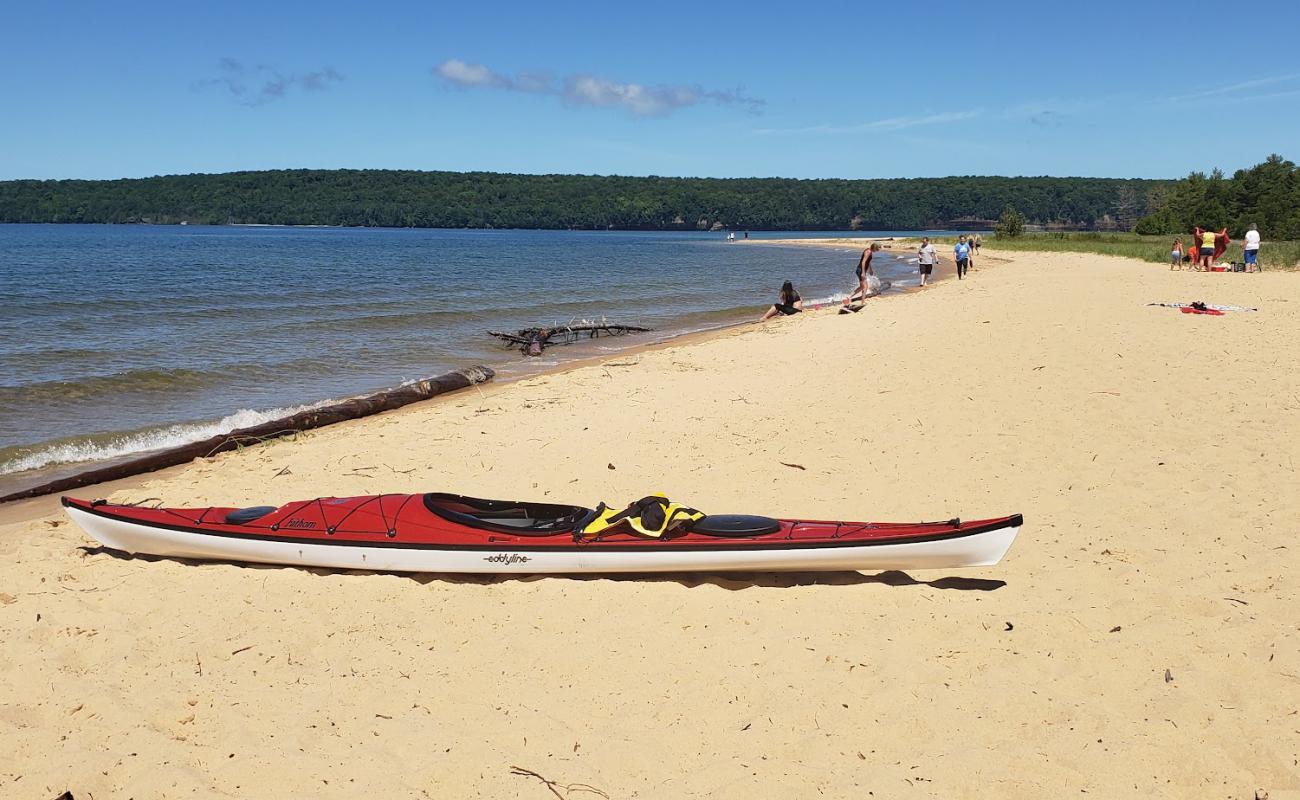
top-left (925, 232), bottom-right (1300, 270)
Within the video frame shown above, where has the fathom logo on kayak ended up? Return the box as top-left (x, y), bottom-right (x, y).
top-left (284, 518), bottom-right (317, 530)
top-left (484, 553), bottom-right (531, 565)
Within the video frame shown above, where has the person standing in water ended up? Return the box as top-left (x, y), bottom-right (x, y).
top-left (760, 281), bottom-right (803, 321)
top-left (954, 235), bottom-right (971, 279)
top-left (917, 237), bottom-right (937, 287)
top-left (851, 242), bottom-right (881, 302)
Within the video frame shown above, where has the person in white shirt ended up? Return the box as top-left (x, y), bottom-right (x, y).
top-left (917, 237), bottom-right (937, 287)
top-left (1243, 224), bottom-right (1261, 272)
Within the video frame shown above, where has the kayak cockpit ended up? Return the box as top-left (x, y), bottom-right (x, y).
top-left (422, 493), bottom-right (784, 539)
top-left (422, 493), bottom-right (594, 535)
top-left (224, 506), bottom-right (279, 525)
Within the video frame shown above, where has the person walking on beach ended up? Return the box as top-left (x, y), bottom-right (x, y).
top-left (760, 281), bottom-right (803, 321)
top-left (973, 234), bottom-right (982, 255)
top-left (1170, 238), bottom-right (1184, 270)
top-left (1243, 224), bottom-right (1261, 272)
top-left (954, 235), bottom-right (971, 280)
top-left (917, 237), bottom-right (937, 287)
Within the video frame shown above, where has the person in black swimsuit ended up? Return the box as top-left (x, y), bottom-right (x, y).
top-left (848, 242), bottom-right (881, 303)
top-left (760, 281), bottom-right (803, 321)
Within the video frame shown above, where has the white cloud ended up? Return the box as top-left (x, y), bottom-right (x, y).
top-left (564, 76), bottom-right (700, 116)
top-left (434, 59), bottom-right (509, 89)
top-left (432, 58), bottom-right (762, 117)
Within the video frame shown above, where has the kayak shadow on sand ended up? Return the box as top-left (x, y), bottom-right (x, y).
top-left (638, 570), bottom-right (1001, 591)
top-left (80, 546), bottom-right (1006, 591)
top-left (420, 570), bottom-right (1006, 592)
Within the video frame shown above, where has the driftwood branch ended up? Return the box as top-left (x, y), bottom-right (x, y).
top-left (0, 366), bottom-right (495, 504)
top-left (489, 324), bottom-right (652, 356)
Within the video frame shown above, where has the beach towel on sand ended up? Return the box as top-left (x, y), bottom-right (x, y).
top-left (1148, 302), bottom-right (1257, 313)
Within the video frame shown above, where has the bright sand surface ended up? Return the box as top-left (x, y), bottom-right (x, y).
top-left (1, 249), bottom-right (1297, 798)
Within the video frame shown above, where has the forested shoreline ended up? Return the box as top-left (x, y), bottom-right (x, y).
top-left (1135, 154), bottom-right (1300, 239)
top-left (0, 170), bottom-right (1162, 231)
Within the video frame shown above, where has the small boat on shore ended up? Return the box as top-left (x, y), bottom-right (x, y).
top-left (63, 494), bottom-right (1021, 574)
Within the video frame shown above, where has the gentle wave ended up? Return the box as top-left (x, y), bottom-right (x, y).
top-left (0, 366), bottom-right (219, 400)
top-left (0, 358), bottom-right (340, 401)
top-left (0, 401), bottom-right (334, 476)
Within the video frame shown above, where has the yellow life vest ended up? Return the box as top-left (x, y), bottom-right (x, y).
top-left (579, 494), bottom-right (704, 538)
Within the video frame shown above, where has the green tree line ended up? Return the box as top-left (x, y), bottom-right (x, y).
top-left (1135, 154), bottom-right (1300, 239)
top-left (0, 170), bottom-right (1163, 231)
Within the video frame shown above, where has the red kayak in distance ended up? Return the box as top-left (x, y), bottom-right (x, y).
top-left (62, 494), bottom-right (1022, 574)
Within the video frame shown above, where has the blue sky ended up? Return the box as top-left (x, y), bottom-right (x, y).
top-left (3, 0), bottom-right (1298, 181)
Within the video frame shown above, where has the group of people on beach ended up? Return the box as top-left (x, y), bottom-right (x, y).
top-left (759, 242), bottom-right (884, 321)
top-left (1169, 224), bottom-right (1262, 272)
top-left (760, 234), bottom-right (983, 321)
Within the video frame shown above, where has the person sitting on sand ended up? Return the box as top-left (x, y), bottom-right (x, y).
top-left (1170, 238), bottom-right (1184, 270)
top-left (760, 281), bottom-right (803, 321)
top-left (917, 237), bottom-right (937, 287)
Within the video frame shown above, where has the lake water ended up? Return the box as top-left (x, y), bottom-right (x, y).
top-left (0, 224), bottom-right (932, 490)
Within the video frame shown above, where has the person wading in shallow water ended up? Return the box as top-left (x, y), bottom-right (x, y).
top-left (850, 242), bottom-right (881, 302)
top-left (760, 280), bottom-right (803, 321)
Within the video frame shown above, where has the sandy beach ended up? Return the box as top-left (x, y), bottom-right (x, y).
top-left (1, 248), bottom-right (1297, 798)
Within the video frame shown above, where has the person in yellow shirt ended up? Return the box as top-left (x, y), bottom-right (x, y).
top-left (1199, 228), bottom-right (1217, 271)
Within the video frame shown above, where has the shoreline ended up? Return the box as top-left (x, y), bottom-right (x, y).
top-left (0, 314), bottom-right (780, 525)
top-left (0, 315), bottom-right (764, 510)
top-left (743, 234), bottom-right (960, 286)
top-left (0, 239), bottom-right (925, 506)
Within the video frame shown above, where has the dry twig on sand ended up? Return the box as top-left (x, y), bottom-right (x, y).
top-left (509, 766), bottom-right (609, 799)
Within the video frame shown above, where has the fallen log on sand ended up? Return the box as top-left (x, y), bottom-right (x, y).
top-left (0, 366), bottom-right (495, 504)
top-left (489, 324), bottom-right (652, 356)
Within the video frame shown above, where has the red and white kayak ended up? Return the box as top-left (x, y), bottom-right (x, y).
top-left (62, 494), bottom-right (1021, 574)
